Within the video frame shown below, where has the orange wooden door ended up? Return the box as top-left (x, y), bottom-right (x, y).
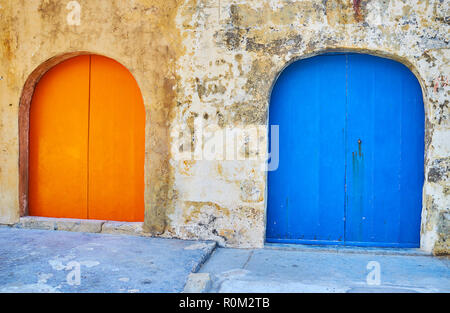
top-left (29, 55), bottom-right (90, 219)
top-left (88, 55), bottom-right (145, 221)
top-left (29, 55), bottom-right (144, 222)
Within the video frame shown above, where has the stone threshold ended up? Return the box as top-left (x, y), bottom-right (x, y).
top-left (6, 216), bottom-right (148, 237)
top-left (265, 242), bottom-right (431, 257)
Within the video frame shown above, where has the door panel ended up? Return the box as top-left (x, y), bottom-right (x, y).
top-left (88, 55), bottom-right (145, 222)
top-left (346, 54), bottom-right (424, 247)
top-left (266, 55), bottom-right (347, 243)
top-left (29, 55), bottom-right (145, 222)
top-left (29, 55), bottom-right (90, 218)
top-left (266, 53), bottom-right (424, 247)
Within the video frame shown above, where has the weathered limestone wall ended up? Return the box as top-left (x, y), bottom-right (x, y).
top-left (0, 0), bottom-right (448, 254)
top-left (167, 0), bottom-right (449, 253)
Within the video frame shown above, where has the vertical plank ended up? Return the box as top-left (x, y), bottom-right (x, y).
top-left (88, 55), bottom-right (145, 222)
top-left (266, 54), bottom-right (346, 243)
top-left (346, 54), bottom-right (423, 247)
top-left (29, 56), bottom-right (90, 218)
top-left (398, 62), bottom-right (424, 245)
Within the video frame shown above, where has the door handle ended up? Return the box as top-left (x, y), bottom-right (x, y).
top-left (358, 138), bottom-right (362, 157)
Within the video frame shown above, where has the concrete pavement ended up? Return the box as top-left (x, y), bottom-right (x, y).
top-left (0, 227), bottom-right (215, 292)
top-left (0, 227), bottom-right (448, 293)
top-left (198, 246), bottom-right (450, 293)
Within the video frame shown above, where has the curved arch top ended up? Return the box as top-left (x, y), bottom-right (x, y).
top-left (268, 50), bottom-right (427, 109)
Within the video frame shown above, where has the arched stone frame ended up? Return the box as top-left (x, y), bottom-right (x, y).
top-left (18, 52), bottom-right (169, 232)
top-left (263, 47), bottom-right (430, 249)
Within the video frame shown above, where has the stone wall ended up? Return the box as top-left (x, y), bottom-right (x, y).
top-left (0, 0), bottom-right (448, 254)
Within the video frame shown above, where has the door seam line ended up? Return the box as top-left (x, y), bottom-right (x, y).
top-left (87, 55), bottom-right (92, 219)
top-left (343, 54), bottom-right (349, 244)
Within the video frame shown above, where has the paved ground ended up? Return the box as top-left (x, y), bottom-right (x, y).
top-left (0, 227), bottom-right (215, 292)
top-left (1, 227), bottom-right (449, 293)
top-left (199, 246), bottom-right (450, 293)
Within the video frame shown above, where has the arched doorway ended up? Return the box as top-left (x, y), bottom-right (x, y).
top-left (266, 53), bottom-right (424, 247)
top-left (28, 55), bottom-right (145, 222)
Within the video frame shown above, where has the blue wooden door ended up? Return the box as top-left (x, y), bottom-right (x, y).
top-left (266, 53), bottom-right (424, 248)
